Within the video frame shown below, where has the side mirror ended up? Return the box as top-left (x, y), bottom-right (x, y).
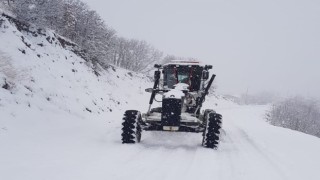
top-left (154, 70), bottom-right (160, 80)
top-left (154, 64), bottom-right (162, 69)
top-left (205, 65), bottom-right (212, 70)
top-left (145, 88), bottom-right (153, 93)
top-left (202, 71), bottom-right (209, 80)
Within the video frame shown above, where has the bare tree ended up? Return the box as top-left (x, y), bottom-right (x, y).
top-left (112, 38), bottom-right (163, 73)
top-left (4, 0), bottom-right (195, 74)
top-left (266, 96), bottom-right (320, 137)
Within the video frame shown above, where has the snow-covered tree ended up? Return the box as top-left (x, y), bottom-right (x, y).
top-left (4, 0), bottom-right (189, 73)
top-left (111, 38), bottom-right (163, 73)
top-left (266, 97), bottom-right (320, 137)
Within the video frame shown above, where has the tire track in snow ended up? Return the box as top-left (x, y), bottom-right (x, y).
top-left (229, 123), bottom-right (289, 180)
top-left (111, 131), bottom-right (200, 180)
top-left (216, 105), bottom-right (289, 180)
top-left (136, 132), bottom-right (200, 180)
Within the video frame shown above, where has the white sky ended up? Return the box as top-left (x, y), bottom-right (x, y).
top-left (83, 0), bottom-right (320, 98)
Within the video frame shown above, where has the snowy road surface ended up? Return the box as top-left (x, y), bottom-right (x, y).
top-left (1, 104), bottom-right (320, 180)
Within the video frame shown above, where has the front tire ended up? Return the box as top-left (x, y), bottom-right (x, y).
top-left (121, 110), bottom-right (142, 143)
top-left (202, 112), bottom-right (222, 149)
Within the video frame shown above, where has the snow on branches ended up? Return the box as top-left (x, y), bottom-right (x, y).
top-left (266, 97), bottom-right (320, 138)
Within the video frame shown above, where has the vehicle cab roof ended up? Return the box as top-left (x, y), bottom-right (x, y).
top-left (163, 60), bottom-right (205, 67)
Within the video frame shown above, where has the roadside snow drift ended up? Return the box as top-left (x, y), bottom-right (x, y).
top-left (1, 14), bottom-right (320, 180)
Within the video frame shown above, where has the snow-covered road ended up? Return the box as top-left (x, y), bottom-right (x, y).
top-left (105, 105), bottom-right (320, 180)
top-left (3, 104), bottom-right (320, 180)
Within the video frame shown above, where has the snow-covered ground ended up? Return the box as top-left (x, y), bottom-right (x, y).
top-left (1, 14), bottom-right (320, 180)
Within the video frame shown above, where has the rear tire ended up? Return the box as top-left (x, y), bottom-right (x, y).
top-left (121, 110), bottom-right (142, 143)
top-left (202, 112), bottom-right (222, 149)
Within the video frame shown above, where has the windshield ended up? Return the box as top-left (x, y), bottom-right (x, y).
top-left (163, 65), bottom-right (203, 91)
top-left (163, 66), bottom-right (191, 89)
top-left (177, 67), bottom-right (191, 84)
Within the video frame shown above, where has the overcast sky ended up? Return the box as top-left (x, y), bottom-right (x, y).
top-left (83, 0), bottom-right (320, 98)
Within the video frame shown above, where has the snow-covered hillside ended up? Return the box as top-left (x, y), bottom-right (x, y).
top-left (1, 13), bottom-right (320, 180)
top-left (0, 14), bottom-right (152, 119)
